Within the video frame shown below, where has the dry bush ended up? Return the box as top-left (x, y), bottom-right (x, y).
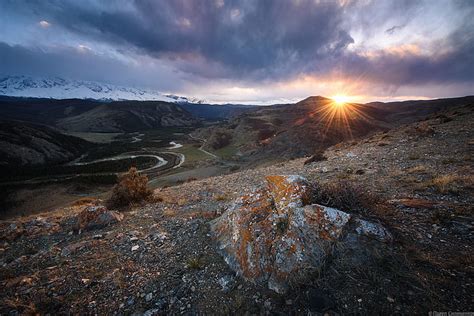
top-left (208, 129), bottom-right (232, 150)
top-left (106, 167), bottom-right (153, 208)
top-left (214, 193), bottom-right (230, 201)
top-left (406, 122), bottom-right (435, 137)
top-left (186, 256), bottom-right (204, 269)
top-left (304, 150), bottom-right (327, 165)
top-left (310, 180), bottom-right (380, 216)
top-left (377, 141), bottom-right (390, 147)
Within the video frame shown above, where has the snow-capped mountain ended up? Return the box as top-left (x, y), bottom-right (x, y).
top-left (0, 75), bottom-right (205, 103)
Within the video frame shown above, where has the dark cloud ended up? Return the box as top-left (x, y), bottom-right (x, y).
top-left (0, 0), bottom-right (473, 96)
top-left (1, 0), bottom-right (354, 80)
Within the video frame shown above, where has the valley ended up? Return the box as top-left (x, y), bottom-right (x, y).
top-left (1, 99), bottom-right (472, 314)
top-left (1, 95), bottom-right (473, 219)
top-left (0, 127), bottom-right (229, 218)
top-left (1, 2), bottom-right (472, 314)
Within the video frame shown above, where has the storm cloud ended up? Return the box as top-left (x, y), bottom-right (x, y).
top-left (0, 0), bottom-right (473, 101)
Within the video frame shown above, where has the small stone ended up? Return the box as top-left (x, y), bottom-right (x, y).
top-left (387, 296), bottom-right (395, 303)
top-left (75, 205), bottom-right (123, 231)
top-left (146, 293), bottom-right (153, 302)
top-left (93, 234), bottom-right (103, 239)
top-left (218, 275), bottom-right (235, 292)
top-left (143, 308), bottom-right (160, 316)
top-left (131, 245), bottom-right (140, 252)
top-left (130, 237), bottom-right (139, 241)
top-left (191, 286), bottom-right (196, 292)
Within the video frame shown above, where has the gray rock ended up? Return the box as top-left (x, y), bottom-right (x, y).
top-left (211, 175), bottom-right (392, 294)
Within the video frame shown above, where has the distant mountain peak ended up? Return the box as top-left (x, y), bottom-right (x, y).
top-left (0, 75), bottom-right (206, 103)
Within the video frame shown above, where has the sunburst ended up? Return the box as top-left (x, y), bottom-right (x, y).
top-left (301, 95), bottom-right (373, 139)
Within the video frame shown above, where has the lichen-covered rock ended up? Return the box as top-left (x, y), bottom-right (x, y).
top-left (354, 218), bottom-right (392, 242)
top-left (265, 175), bottom-right (311, 211)
top-left (76, 205), bottom-right (124, 231)
top-left (210, 175), bottom-right (391, 294)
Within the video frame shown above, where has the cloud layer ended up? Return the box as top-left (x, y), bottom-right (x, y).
top-left (1, 0), bottom-right (473, 102)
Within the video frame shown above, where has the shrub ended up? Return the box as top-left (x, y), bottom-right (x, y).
top-left (208, 129), bottom-right (232, 150)
top-left (310, 180), bottom-right (379, 216)
top-left (186, 257), bottom-right (204, 270)
top-left (304, 150), bottom-right (327, 165)
top-left (106, 167), bottom-right (153, 208)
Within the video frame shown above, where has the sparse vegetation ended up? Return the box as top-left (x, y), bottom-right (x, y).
top-left (311, 180), bottom-right (380, 216)
top-left (214, 193), bottom-right (230, 201)
top-left (186, 257), bottom-right (204, 270)
top-left (106, 167), bottom-right (153, 208)
top-left (207, 128), bottom-right (233, 150)
top-left (406, 165), bottom-right (428, 174)
top-left (406, 122), bottom-right (435, 137)
top-left (421, 174), bottom-right (474, 194)
top-left (303, 150), bottom-right (327, 165)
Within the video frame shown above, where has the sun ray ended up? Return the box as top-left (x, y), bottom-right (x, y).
top-left (301, 95), bottom-right (375, 140)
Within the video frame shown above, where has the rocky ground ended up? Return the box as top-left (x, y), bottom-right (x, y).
top-left (0, 104), bottom-right (472, 314)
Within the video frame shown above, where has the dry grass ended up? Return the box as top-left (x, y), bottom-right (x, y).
top-left (406, 122), bottom-right (435, 137)
top-left (303, 150), bottom-right (327, 165)
top-left (311, 180), bottom-right (381, 217)
top-left (106, 167), bottom-right (153, 209)
top-left (186, 257), bottom-right (204, 270)
top-left (70, 197), bottom-right (99, 207)
top-left (214, 193), bottom-right (230, 201)
top-left (421, 174), bottom-right (474, 194)
top-left (406, 165), bottom-right (429, 174)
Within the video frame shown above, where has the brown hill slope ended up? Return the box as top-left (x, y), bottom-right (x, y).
top-left (0, 102), bottom-right (472, 314)
top-left (194, 95), bottom-right (474, 165)
top-left (56, 101), bottom-right (198, 132)
top-left (0, 120), bottom-right (92, 167)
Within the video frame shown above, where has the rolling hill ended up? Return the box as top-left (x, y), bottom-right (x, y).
top-left (0, 120), bottom-right (92, 167)
top-left (55, 101), bottom-right (198, 132)
top-left (194, 95), bottom-right (474, 165)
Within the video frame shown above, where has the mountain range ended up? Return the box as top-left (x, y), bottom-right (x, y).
top-left (0, 75), bottom-right (205, 103)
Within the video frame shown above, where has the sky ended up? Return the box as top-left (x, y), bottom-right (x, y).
top-left (0, 0), bottom-right (473, 104)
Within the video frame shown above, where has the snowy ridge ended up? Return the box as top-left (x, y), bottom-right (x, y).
top-left (0, 75), bottom-right (205, 103)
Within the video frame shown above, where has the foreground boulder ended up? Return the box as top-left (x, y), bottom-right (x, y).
top-left (75, 205), bottom-right (124, 231)
top-left (210, 175), bottom-right (391, 294)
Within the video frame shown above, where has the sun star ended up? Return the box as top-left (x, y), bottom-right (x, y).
top-left (331, 95), bottom-right (350, 106)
